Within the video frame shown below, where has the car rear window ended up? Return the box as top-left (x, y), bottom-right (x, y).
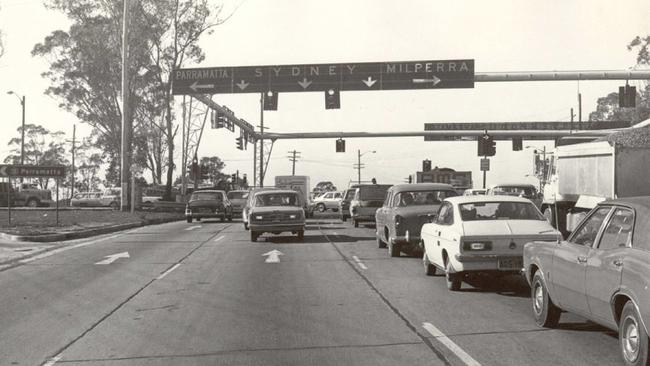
top-left (358, 185), bottom-right (391, 200)
top-left (227, 191), bottom-right (247, 199)
top-left (191, 192), bottom-right (223, 201)
top-left (459, 201), bottom-right (544, 221)
top-left (396, 190), bottom-right (458, 206)
top-left (491, 186), bottom-right (537, 198)
top-left (255, 193), bottom-right (300, 207)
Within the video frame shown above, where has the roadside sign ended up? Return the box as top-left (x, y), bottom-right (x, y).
top-left (0, 165), bottom-right (65, 178)
top-left (172, 59), bottom-right (474, 95)
top-left (480, 158), bottom-right (490, 171)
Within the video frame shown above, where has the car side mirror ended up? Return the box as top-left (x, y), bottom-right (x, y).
top-left (427, 213), bottom-right (437, 223)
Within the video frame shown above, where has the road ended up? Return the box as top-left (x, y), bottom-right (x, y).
top-left (0, 217), bottom-right (623, 365)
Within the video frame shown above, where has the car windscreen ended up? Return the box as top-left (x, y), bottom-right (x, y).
top-left (191, 192), bottom-right (223, 201)
top-left (255, 193), bottom-right (300, 207)
top-left (459, 201), bottom-right (545, 221)
top-left (358, 185), bottom-right (391, 200)
top-left (227, 191), bottom-right (247, 199)
top-left (491, 186), bottom-right (537, 198)
top-left (396, 190), bottom-right (458, 206)
top-left (344, 190), bottom-right (355, 200)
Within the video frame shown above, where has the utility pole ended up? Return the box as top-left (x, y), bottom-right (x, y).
top-left (20, 96), bottom-right (25, 166)
top-left (287, 150), bottom-right (301, 175)
top-left (259, 92), bottom-right (264, 187)
top-left (120, 0), bottom-right (131, 211)
top-left (71, 124), bottom-right (76, 200)
top-left (578, 92), bottom-right (582, 128)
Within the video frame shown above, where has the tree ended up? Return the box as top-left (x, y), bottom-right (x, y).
top-left (199, 156), bottom-right (227, 185)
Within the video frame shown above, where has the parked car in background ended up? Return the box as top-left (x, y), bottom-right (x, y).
top-left (242, 187), bottom-right (279, 230)
top-left (463, 188), bottom-right (487, 196)
top-left (339, 187), bottom-right (359, 222)
top-left (375, 183), bottom-right (457, 257)
top-left (100, 188), bottom-right (121, 209)
top-left (185, 190), bottom-right (233, 223)
top-left (248, 190), bottom-right (305, 242)
top-left (142, 187), bottom-right (164, 205)
top-left (523, 197), bottom-right (650, 366)
top-left (349, 184), bottom-right (392, 228)
top-left (487, 183), bottom-right (542, 207)
top-left (0, 182), bottom-right (53, 207)
top-left (227, 190), bottom-right (249, 216)
top-left (70, 192), bottom-right (102, 207)
top-left (421, 195), bottom-right (559, 291)
top-left (312, 191), bottom-right (343, 212)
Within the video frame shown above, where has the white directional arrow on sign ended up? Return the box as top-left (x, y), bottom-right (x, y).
top-left (362, 77), bottom-right (377, 88)
top-left (236, 80), bottom-right (249, 90)
top-left (412, 76), bottom-right (441, 85)
top-left (0, 166), bottom-right (8, 177)
top-left (95, 252), bottom-right (130, 265)
top-left (189, 81), bottom-right (215, 92)
top-left (297, 78), bottom-right (312, 89)
top-left (262, 249), bottom-right (284, 263)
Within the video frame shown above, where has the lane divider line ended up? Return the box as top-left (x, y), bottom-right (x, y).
top-left (213, 235), bottom-right (225, 242)
top-left (352, 255), bottom-right (368, 270)
top-left (156, 263), bottom-right (181, 280)
top-left (423, 322), bottom-right (481, 366)
top-left (184, 225), bottom-right (202, 231)
top-left (43, 354), bottom-right (62, 366)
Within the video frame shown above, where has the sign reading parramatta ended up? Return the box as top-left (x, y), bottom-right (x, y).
top-left (172, 59), bottom-right (474, 95)
top-left (0, 164), bottom-right (66, 178)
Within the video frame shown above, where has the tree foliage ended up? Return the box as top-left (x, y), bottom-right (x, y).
top-left (200, 156), bottom-right (227, 185)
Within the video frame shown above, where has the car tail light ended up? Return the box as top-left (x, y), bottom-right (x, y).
top-left (462, 241), bottom-right (492, 251)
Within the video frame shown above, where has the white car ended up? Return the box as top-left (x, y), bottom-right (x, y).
top-left (421, 195), bottom-right (559, 291)
top-left (311, 191), bottom-right (343, 212)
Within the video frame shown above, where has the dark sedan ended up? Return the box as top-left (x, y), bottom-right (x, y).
top-left (375, 183), bottom-right (457, 257)
top-left (185, 190), bottom-right (233, 223)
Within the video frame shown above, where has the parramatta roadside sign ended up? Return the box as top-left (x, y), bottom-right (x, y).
top-left (0, 165), bottom-right (66, 178)
top-left (172, 59), bottom-right (474, 95)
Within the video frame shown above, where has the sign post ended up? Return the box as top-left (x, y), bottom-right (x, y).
top-left (7, 177), bottom-right (11, 226)
top-left (480, 158), bottom-right (490, 189)
top-left (56, 178), bottom-right (59, 226)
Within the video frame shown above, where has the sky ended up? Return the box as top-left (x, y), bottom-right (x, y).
top-left (0, 0), bottom-right (649, 191)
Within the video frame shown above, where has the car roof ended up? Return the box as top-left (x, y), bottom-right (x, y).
top-left (254, 189), bottom-right (299, 196)
top-left (389, 183), bottom-right (455, 192)
top-left (228, 190), bottom-right (248, 193)
top-left (444, 195), bottom-right (533, 204)
top-left (488, 183), bottom-right (537, 189)
top-left (192, 190), bottom-right (225, 194)
top-left (599, 196), bottom-right (650, 248)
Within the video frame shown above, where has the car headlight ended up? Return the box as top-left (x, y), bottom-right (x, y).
top-left (255, 215), bottom-right (264, 220)
top-left (289, 214), bottom-right (297, 219)
top-left (462, 241), bottom-right (492, 251)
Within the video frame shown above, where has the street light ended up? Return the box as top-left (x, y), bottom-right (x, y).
top-left (7, 91), bottom-right (25, 166)
top-left (356, 149), bottom-right (376, 184)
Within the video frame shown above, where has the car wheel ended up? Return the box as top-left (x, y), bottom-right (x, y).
top-left (445, 260), bottom-right (462, 291)
top-left (251, 231), bottom-right (258, 242)
top-left (377, 234), bottom-right (387, 248)
top-left (244, 222), bottom-right (249, 230)
top-left (26, 198), bottom-right (38, 208)
top-left (187, 217), bottom-right (193, 223)
top-left (354, 220), bottom-right (359, 228)
top-left (227, 215), bottom-right (233, 222)
top-left (619, 301), bottom-right (649, 366)
top-left (297, 230), bottom-right (304, 240)
top-left (423, 249), bottom-right (436, 276)
top-left (317, 203), bottom-right (326, 213)
top-left (388, 241), bottom-right (400, 257)
top-left (531, 271), bottom-right (561, 328)
top-left (341, 215), bottom-right (347, 222)
top-left (109, 201), bottom-right (118, 210)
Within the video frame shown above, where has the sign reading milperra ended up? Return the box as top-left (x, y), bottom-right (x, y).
top-left (172, 59), bottom-right (474, 95)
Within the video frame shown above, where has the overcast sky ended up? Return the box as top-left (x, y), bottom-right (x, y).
top-left (1, 0), bottom-right (649, 190)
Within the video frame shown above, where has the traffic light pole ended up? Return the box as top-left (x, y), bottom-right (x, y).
top-left (259, 92), bottom-right (264, 188)
top-left (482, 155), bottom-right (487, 189)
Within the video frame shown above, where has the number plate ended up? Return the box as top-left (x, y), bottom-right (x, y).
top-left (497, 257), bottom-right (523, 271)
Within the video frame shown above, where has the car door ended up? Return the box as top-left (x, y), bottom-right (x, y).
top-left (586, 206), bottom-right (632, 325)
top-left (551, 206), bottom-right (611, 313)
top-left (375, 190), bottom-right (392, 239)
top-left (430, 202), bottom-right (454, 268)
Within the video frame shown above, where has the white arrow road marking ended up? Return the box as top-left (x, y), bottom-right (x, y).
top-left (352, 255), bottom-right (367, 270)
top-left (214, 235), bottom-right (225, 242)
top-left (189, 81), bottom-right (215, 92)
top-left (236, 80), bottom-right (249, 90)
top-left (412, 76), bottom-right (441, 85)
top-left (423, 322), bottom-right (481, 366)
top-left (43, 355), bottom-right (62, 366)
top-left (185, 225), bottom-right (202, 231)
top-left (297, 78), bottom-right (312, 89)
top-left (262, 249), bottom-right (284, 263)
top-left (157, 263), bottom-right (181, 280)
top-left (362, 76), bottom-right (377, 87)
top-left (95, 251), bottom-right (130, 265)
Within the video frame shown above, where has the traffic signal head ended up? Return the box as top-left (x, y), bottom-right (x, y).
top-left (422, 159), bottom-right (432, 172)
top-left (478, 134), bottom-right (496, 157)
top-left (619, 84), bottom-right (637, 108)
top-left (190, 161), bottom-right (199, 180)
top-left (200, 165), bottom-right (209, 180)
top-left (211, 111), bottom-right (227, 129)
top-left (335, 138), bottom-right (345, 152)
top-left (263, 91), bottom-right (278, 111)
top-left (231, 173), bottom-right (237, 182)
top-left (236, 137), bottom-right (244, 150)
top-left (512, 138), bottom-right (523, 151)
top-left (325, 89), bottom-right (340, 109)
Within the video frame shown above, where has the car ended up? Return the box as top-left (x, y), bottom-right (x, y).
top-left (142, 187), bottom-right (164, 205)
top-left (349, 184), bottom-right (392, 228)
top-left (242, 187), bottom-right (279, 230)
top-left (523, 197), bottom-right (650, 366)
top-left (70, 192), bottom-right (102, 207)
top-left (463, 188), bottom-right (487, 196)
top-left (248, 190), bottom-right (306, 242)
top-left (375, 183), bottom-right (458, 257)
top-left (312, 191), bottom-right (343, 212)
top-left (339, 187), bottom-right (360, 222)
top-left (421, 195), bottom-right (559, 291)
top-left (487, 183), bottom-right (542, 207)
top-left (227, 190), bottom-right (249, 216)
top-left (185, 190), bottom-right (233, 223)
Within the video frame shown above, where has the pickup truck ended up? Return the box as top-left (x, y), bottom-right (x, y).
top-left (0, 182), bottom-right (53, 207)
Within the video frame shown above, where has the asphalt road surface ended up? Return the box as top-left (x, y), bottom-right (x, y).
top-left (0, 218), bottom-right (624, 365)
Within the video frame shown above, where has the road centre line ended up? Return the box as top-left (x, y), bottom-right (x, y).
top-left (184, 225), bottom-right (202, 231)
top-left (352, 255), bottom-right (368, 270)
top-left (423, 322), bottom-right (481, 366)
top-left (213, 235), bottom-right (225, 242)
top-left (157, 263), bottom-right (181, 280)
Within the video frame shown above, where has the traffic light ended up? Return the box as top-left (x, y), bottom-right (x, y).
top-left (200, 164), bottom-right (209, 180)
top-left (236, 136), bottom-right (244, 150)
top-left (263, 91), bottom-right (278, 110)
top-left (478, 134), bottom-right (496, 157)
top-left (325, 89), bottom-right (340, 109)
top-left (190, 161), bottom-right (199, 180)
top-left (211, 111), bottom-right (227, 129)
top-left (422, 159), bottom-right (432, 172)
top-left (512, 137), bottom-right (523, 151)
top-left (408, 175), bottom-right (413, 183)
top-left (231, 173), bottom-right (237, 183)
top-left (619, 84), bottom-right (636, 108)
top-left (335, 138), bottom-right (345, 152)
